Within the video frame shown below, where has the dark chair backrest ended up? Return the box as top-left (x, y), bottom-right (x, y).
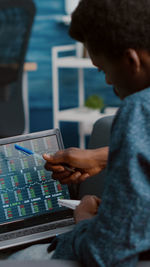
top-left (77, 115), bottom-right (114, 199)
top-left (0, 0), bottom-right (35, 137)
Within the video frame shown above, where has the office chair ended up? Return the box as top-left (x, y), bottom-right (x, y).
top-left (76, 115), bottom-right (114, 199)
top-left (0, 0), bottom-right (35, 137)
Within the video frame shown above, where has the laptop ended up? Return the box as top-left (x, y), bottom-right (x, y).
top-left (0, 129), bottom-right (74, 251)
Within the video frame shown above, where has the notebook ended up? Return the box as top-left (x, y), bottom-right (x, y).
top-left (0, 129), bottom-right (74, 251)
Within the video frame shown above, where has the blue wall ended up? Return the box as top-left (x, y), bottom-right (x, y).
top-left (26, 0), bottom-right (121, 147)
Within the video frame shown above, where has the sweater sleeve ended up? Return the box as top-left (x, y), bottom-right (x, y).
top-left (52, 93), bottom-right (150, 266)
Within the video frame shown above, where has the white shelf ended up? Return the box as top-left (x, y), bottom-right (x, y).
top-left (57, 107), bottom-right (118, 135)
top-left (57, 107), bottom-right (106, 122)
top-left (56, 56), bottom-right (95, 68)
top-left (52, 44), bottom-right (118, 148)
top-left (53, 15), bottom-right (71, 25)
top-left (59, 15), bottom-right (71, 25)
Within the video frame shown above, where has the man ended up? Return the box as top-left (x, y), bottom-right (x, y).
top-left (5, 0), bottom-right (150, 265)
top-left (43, 0), bottom-right (150, 265)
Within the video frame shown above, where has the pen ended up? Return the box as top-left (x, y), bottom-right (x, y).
top-left (14, 144), bottom-right (75, 173)
top-left (14, 144), bottom-right (43, 160)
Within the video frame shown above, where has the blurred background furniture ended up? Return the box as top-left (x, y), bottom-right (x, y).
top-left (77, 115), bottom-right (114, 199)
top-left (68, 114), bottom-right (114, 199)
top-left (52, 43), bottom-right (117, 148)
top-left (23, 62), bottom-right (37, 133)
top-left (0, 0), bottom-right (35, 137)
top-left (65, 0), bottom-right (80, 15)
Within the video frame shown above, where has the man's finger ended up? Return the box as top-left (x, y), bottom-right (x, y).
top-left (43, 152), bottom-right (65, 164)
top-left (44, 163), bottom-right (65, 172)
top-left (55, 172), bottom-right (82, 185)
top-left (52, 170), bottom-right (71, 179)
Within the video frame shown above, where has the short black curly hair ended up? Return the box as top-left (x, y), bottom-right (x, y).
top-left (69, 0), bottom-right (150, 58)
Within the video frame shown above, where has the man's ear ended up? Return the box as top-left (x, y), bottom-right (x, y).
top-left (124, 48), bottom-right (141, 73)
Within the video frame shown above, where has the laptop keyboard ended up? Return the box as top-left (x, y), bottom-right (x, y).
top-left (0, 218), bottom-right (74, 241)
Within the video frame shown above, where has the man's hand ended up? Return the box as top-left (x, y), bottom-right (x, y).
top-left (43, 147), bottom-right (108, 184)
top-left (74, 195), bottom-right (101, 223)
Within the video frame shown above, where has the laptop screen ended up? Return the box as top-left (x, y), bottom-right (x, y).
top-left (0, 129), bottom-right (72, 234)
